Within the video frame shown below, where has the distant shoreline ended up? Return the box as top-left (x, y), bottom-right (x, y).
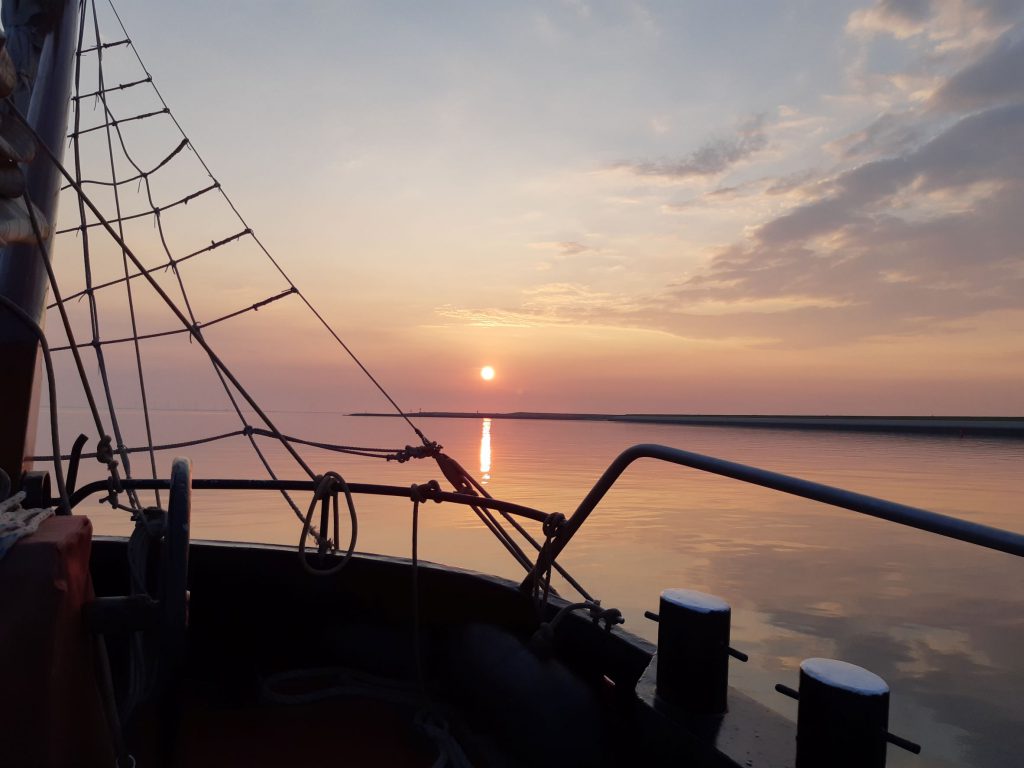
top-left (351, 412), bottom-right (1024, 438)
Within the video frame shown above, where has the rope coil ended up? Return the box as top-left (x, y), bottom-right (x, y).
top-left (298, 472), bottom-right (357, 576)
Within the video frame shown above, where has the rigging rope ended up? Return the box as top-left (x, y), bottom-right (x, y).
top-left (70, 1), bottom-right (143, 510)
top-left (49, 229), bottom-right (252, 306)
top-left (70, 73), bottom-right (151, 103)
top-left (22, 177), bottom-right (126, 509)
top-left (101, 0), bottom-right (431, 446)
top-left (49, 288), bottom-right (296, 351)
top-left (40, 0), bottom-right (437, 535)
top-left (87, 0), bottom-right (156, 499)
top-left (31, 427), bottom-right (419, 463)
top-left (8, 97), bottom-right (318, 490)
top-left (80, 5), bottom-right (316, 523)
top-left (54, 182), bottom-right (218, 234)
top-left (17, 0), bottom-right (596, 606)
top-left (433, 451), bottom-right (593, 602)
top-left (68, 106), bottom-right (168, 138)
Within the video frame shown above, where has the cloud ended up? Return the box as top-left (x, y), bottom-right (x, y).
top-left (526, 239), bottom-right (628, 275)
top-left (845, 0), bottom-right (1020, 59)
top-left (756, 102), bottom-right (1024, 246)
top-left (442, 100), bottom-right (1024, 347)
top-left (560, 0), bottom-right (591, 20)
top-left (663, 103), bottom-right (1024, 344)
top-left (439, 13), bottom-right (1024, 351)
top-left (620, 114), bottom-right (768, 180)
top-left (529, 240), bottom-right (592, 256)
top-left (433, 305), bottom-right (541, 328)
top-left (831, 111), bottom-right (925, 160)
top-left (931, 28), bottom-right (1024, 110)
top-left (434, 284), bottom-right (640, 328)
top-left (764, 170), bottom-right (821, 197)
top-left (847, 0), bottom-right (936, 39)
top-left (973, 0), bottom-right (1024, 25)
top-left (681, 41), bottom-right (1024, 345)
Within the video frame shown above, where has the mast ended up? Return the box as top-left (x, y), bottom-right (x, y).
top-left (0, 0), bottom-right (80, 489)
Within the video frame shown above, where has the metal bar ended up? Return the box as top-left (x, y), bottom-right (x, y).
top-left (67, 478), bottom-right (553, 523)
top-left (521, 443), bottom-right (1024, 591)
top-left (0, 0), bottom-right (82, 486)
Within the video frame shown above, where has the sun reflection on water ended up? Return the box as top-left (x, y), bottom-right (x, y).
top-left (479, 418), bottom-right (491, 484)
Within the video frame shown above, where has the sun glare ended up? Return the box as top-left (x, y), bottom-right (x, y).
top-left (480, 365), bottom-right (495, 381)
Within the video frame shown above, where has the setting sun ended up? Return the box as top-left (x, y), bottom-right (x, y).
top-left (480, 366), bottom-right (495, 381)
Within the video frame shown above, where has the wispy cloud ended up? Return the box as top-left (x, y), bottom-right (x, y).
top-left (674, 102), bottom-right (1024, 343)
top-left (619, 114), bottom-right (768, 180)
top-left (436, 5), bottom-right (1024, 352)
top-left (847, 0), bottom-right (936, 39)
top-left (847, 0), bottom-right (1019, 43)
top-left (830, 111), bottom-right (925, 160)
top-left (528, 240), bottom-right (592, 256)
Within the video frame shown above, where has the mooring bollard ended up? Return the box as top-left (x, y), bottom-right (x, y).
top-left (795, 658), bottom-right (890, 767)
top-left (653, 589), bottom-right (736, 715)
top-left (775, 657), bottom-right (921, 766)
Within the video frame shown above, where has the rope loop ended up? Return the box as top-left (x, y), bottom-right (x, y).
top-left (298, 471), bottom-right (357, 577)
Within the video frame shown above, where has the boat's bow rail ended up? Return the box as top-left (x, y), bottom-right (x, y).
top-left (66, 441), bottom-right (1024, 605)
top-left (68, 476), bottom-right (553, 525)
top-left (69, 442), bottom-right (1024, 768)
top-left (68, 472), bottom-right (573, 589)
top-left (521, 442), bottom-right (1024, 592)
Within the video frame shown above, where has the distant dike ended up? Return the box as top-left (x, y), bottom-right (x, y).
top-left (350, 412), bottom-right (1024, 438)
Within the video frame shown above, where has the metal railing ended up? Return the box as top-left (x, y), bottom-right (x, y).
top-left (521, 443), bottom-right (1024, 591)
top-left (66, 443), bottom-right (1024, 592)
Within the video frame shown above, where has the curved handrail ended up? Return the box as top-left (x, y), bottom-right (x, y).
top-left (521, 443), bottom-right (1024, 591)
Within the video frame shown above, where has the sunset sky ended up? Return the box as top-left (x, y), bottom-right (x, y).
top-left (48, 0), bottom-right (1024, 416)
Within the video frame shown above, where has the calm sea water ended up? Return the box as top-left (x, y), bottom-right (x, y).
top-left (41, 410), bottom-right (1024, 768)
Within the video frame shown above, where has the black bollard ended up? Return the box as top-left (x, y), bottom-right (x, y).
top-left (795, 658), bottom-right (890, 768)
top-left (655, 589), bottom-right (732, 715)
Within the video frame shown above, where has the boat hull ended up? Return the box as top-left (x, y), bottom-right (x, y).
top-left (89, 536), bottom-right (795, 767)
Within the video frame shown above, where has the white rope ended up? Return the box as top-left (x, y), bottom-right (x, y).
top-left (0, 491), bottom-right (55, 560)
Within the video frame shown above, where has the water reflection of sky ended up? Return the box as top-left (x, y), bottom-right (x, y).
top-left (50, 411), bottom-right (1024, 768)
